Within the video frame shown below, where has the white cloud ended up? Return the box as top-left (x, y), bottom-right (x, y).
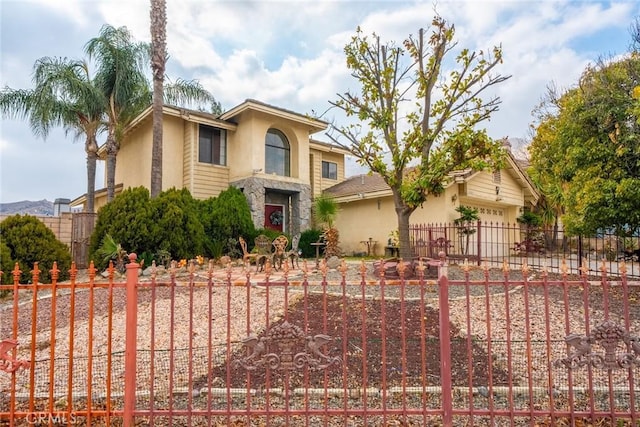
top-left (1, 0), bottom-right (639, 203)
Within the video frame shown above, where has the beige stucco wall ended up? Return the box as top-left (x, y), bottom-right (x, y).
top-left (113, 115), bottom-right (186, 192)
top-left (334, 168), bottom-right (529, 257)
top-left (335, 191), bottom-right (452, 257)
top-left (227, 109), bottom-right (313, 186)
top-left (333, 196), bottom-right (396, 257)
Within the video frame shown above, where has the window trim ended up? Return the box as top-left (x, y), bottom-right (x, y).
top-left (265, 129), bottom-right (290, 176)
top-left (322, 160), bottom-right (338, 180)
top-left (198, 124), bottom-right (227, 166)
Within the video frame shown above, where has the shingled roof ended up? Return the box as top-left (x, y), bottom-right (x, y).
top-left (324, 147), bottom-right (540, 205)
top-left (323, 173), bottom-right (391, 199)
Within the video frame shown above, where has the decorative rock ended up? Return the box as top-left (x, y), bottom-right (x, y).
top-left (373, 259), bottom-right (413, 279)
top-left (326, 256), bottom-right (341, 269)
top-left (142, 265), bottom-right (166, 276)
top-left (218, 256), bottom-right (231, 267)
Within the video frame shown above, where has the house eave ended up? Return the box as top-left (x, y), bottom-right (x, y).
top-left (97, 105), bottom-right (238, 158)
top-left (329, 189), bottom-right (393, 203)
top-left (309, 139), bottom-right (351, 156)
top-left (221, 99), bottom-right (328, 134)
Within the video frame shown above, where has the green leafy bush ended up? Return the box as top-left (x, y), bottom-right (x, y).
top-left (299, 228), bottom-right (323, 258)
top-left (90, 186), bottom-right (257, 266)
top-left (0, 214), bottom-right (71, 284)
top-left (90, 187), bottom-right (153, 269)
top-left (199, 187), bottom-right (255, 257)
top-left (1, 240), bottom-right (15, 287)
top-left (148, 188), bottom-right (205, 260)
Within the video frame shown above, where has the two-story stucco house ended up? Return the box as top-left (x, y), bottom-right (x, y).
top-left (72, 99), bottom-right (539, 258)
top-left (73, 99), bottom-right (350, 236)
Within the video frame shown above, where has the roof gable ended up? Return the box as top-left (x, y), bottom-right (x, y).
top-left (220, 99), bottom-right (328, 134)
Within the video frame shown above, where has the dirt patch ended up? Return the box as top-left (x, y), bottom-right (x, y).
top-left (196, 293), bottom-right (510, 390)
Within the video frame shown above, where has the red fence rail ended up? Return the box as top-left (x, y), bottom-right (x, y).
top-left (410, 221), bottom-right (640, 279)
top-left (1, 257), bottom-right (639, 426)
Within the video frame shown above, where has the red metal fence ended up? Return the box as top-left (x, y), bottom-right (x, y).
top-left (1, 257), bottom-right (639, 426)
top-left (410, 221), bottom-right (640, 279)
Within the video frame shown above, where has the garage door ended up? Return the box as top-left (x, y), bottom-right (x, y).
top-left (464, 205), bottom-right (507, 258)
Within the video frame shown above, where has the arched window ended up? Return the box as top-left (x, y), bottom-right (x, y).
top-left (265, 129), bottom-right (290, 176)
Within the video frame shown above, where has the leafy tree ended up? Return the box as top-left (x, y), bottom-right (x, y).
top-left (529, 52), bottom-right (640, 235)
top-left (86, 25), bottom-right (219, 202)
top-left (327, 16), bottom-right (509, 258)
top-left (0, 58), bottom-right (105, 212)
top-left (0, 215), bottom-right (72, 284)
top-left (85, 24), bottom-right (150, 202)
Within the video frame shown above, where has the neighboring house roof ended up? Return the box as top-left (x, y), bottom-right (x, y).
top-left (323, 173), bottom-right (392, 201)
top-left (324, 149), bottom-right (540, 205)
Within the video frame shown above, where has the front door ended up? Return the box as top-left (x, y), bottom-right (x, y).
top-left (265, 204), bottom-right (285, 232)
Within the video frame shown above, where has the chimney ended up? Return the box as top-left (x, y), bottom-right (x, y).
top-left (53, 198), bottom-right (71, 216)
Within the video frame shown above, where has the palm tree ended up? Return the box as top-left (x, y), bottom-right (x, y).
top-left (0, 57), bottom-right (105, 212)
top-left (150, 0), bottom-right (167, 198)
top-left (314, 194), bottom-right (341, 258)
top-left (86, 24), bottom-right (220, 202)
top-left (85, 24), bottom-right (150, 202)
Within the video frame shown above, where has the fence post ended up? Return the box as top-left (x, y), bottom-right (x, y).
top-left (578, 235), bottom-right (583, 263)
top-left (438, 256), bottom-right (453, 426)
top-left (476, 220), bottom-right (482, 265)
top-left (124, 253), bottom-right (139, 427)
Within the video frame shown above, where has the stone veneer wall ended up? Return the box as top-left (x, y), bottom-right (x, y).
top-left (231, 177), bottom-right (311, 236)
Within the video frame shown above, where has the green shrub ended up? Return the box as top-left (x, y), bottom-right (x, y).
top-left (1, 240), bottom-right (15, 286)
top-left (299, 228), bottom-right (323, 258)
top-left (199, 187), bottom-right (255, 257)
top-left (90, 186), bottom-right (258, 266)
top-left (0, 214), bottom-right (71, 284)
top-left (148, 188), bottom-right (204, 260)
top-left (90, 187), bottom-right (153, 269)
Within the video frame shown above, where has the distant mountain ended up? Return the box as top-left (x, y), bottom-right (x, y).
top-left (0, 200), bottom-right (54, 216)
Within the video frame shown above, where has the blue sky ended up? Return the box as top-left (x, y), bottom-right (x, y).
top-left (0, 0), bottom-right (638, 204)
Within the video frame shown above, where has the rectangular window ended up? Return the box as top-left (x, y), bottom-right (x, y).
top-left (198, 125), bottom-right (226, 166)
top-left (322, 161), bottom-right (337, 180)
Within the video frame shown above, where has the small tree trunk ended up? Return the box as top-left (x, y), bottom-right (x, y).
top-left (85, 134), bottom-right (99, 213)
top-left (396, 203), bottom-right (415, 260)
top-left (150, 0), bottom-right (166, 198)
top-left (105, 133), bottom-right (118, 202)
